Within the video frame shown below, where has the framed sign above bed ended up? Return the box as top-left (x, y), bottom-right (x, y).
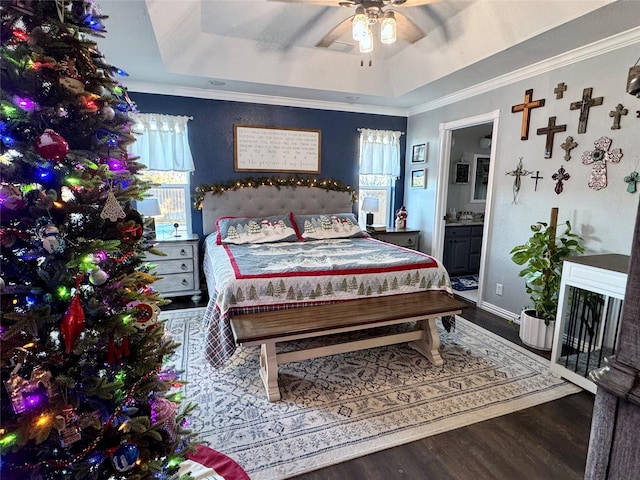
top-left (234, 124), bottom-right (321, 173)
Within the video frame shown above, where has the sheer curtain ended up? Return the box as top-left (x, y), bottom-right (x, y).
top-left (358, 129), bottom-right (403, 177)
top-left (128, 113), bottom-right (195, 172)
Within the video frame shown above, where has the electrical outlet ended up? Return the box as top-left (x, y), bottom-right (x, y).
top-left (496, 283), bottom-right (503, 296)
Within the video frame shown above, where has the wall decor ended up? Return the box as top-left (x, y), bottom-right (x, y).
top-left (411, 143), bottom-right (427, 163)
top-left (411, 168), bottom-right (426, 189)
top-left (505, 157), bottom-right (533, 204)
top-left (569, 87), bottom-right (604, 134)
top-left (454, 162), bottom-right (469, 184)
top-left (471, 154), bottom-right (490, 203)
top-left (536, 116), bottom-right (567, 159)
top-left (511, 88), bottom-right (546, 140)
top-left (561, 136), bottom-right (578, 161)
top-left (554, 82), bottom-right (567, 99)
top-left (609, 104), bottom-right (628, 130)
top-left (531, 171), bottom-right (544, 191)
top-left (552, 166), bottom-right (570, 194)
top-left (624, 171), bottom-right (639, 193)
top-left (233, 125), bottom-right (321, 173)
top-left (581, 136), bottom-right (623, 190)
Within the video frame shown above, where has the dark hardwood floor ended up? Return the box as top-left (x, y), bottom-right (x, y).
top-left (164, 293), bottom-right (595, 480)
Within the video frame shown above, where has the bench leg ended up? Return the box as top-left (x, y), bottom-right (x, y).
top-left (408, 317), bottom-right (444, 366)
top-left (259, 343), bottom-right (281, 401)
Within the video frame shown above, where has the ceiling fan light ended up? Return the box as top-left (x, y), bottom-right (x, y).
top-left (352, 6), bottom-right (368, 41)
top-left (359, 27), bottom-right (374, 54)
top-left (380, 11), bottom-right (396, 45)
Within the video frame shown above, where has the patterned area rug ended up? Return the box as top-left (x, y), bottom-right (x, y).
top-left (450, 275), bottom-right (479, 291)
top-left (165, 308), bottom-right (580, 480)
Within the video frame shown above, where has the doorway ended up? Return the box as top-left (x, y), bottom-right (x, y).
top-left (433, 110), bottom-right (500, 307)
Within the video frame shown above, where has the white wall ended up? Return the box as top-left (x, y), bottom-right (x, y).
top-left (404, 39), bottom-right (640, 320)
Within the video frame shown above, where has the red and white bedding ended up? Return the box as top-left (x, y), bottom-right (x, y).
top-left (202, 235), bottom-right (452, 367)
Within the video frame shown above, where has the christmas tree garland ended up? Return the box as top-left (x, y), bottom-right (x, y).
top-left (194, 176), bottom-right (357, 209)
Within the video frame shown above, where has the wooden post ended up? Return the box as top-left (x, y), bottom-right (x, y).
top-left (549, 207), bottom-right (558, 253)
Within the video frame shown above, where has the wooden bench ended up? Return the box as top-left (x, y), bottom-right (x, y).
top-left (230, 291), bottom-right (467, 401)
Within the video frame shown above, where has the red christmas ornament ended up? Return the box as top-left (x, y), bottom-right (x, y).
top-left (60, 293), bottom-right (85, 354)
top-left (35, 129), bottom-right (69, 161)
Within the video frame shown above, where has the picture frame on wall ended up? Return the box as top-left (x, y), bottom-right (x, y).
top-left (411, 168), bottom-right (426, 189)
top-left (411, 143), bottom-right (427, 163)
top-left (455, 162), bottom-right (470, 184)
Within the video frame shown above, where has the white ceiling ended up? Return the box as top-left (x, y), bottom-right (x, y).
top-left (96, 0), bottom-right (640, 114)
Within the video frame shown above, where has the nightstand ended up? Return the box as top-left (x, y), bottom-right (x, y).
top-left (146, 234), bottom-right (202, 302)
top-left (368, 228), bottom-right (420, 250)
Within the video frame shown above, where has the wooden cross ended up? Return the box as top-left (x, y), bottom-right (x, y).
top-left (531, 171), bottom-right (544, 191)
top-left (536, 116), bottom-right (567, 159)
top-left (505, 157), bottom-right (533, 203)
top-left (554, 82), bottom-right (567, 99)
top-left (570, 87), bottom-right (603, 134)
top-left (609, 103), bottom-right (628, 130)
top-left (511, 89), bottom-right (545, 140)
top-left (561, 136), bottom-right (578, 161)
top-left (552, 166), bottom-right (570, 195)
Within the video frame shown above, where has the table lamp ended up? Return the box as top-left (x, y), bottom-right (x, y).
top-left (136, 198), bottom-right (161, 238)
top-left (361, 197), bottom-right (379, 227)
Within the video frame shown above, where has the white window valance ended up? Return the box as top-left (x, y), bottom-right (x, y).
top-left (358, 129), bottom-right (403, 177)
top-left (128, 113), bottom-right (195, 172)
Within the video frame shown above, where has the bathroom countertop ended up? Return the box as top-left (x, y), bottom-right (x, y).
top-left (445, 221), bottom-right (484, 226)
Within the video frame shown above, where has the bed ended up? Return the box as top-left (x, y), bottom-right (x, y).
top-left (199, 182), bottom-right (459, 374)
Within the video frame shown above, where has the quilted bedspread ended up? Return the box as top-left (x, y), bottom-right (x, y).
top-left (202, 236), bottom-right (452, 366)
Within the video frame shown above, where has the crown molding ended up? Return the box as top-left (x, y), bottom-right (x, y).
top-left (408, 26), bottom-right (640, 117)
top-left (122, 82), bottom-right (409, 117)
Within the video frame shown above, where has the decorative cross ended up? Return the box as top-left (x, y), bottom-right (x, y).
top-left (624, 171), bottom-right (639, 193)
top-left (561, 136), bottom-right (578, 161)
top-left (511, 89), bottom-right (545, 140)
top-left (531, 171), bottom-right (544, 191)
top-left (581, 136), bottom-right (623, 190)
top-left (570, 87), bottom-right (604, 134)
top-left (609, 103), bottom-right (628, 130)
top-left (505, 157), bottom-right (533, 203)
top-left (554, 82), bottom-right (567, 99)
top-left (552, 166), bottom-right (570, 195)
top-left (536, 116), bottom-right (567, 159)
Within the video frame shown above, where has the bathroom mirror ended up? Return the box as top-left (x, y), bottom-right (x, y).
top-left (471, 154), bottom-right (490, 203)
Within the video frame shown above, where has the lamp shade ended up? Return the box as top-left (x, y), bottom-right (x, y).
top-left (362, 197), bottom-right (379, 213)
top-left (136, 198), bottom-right (161, 217)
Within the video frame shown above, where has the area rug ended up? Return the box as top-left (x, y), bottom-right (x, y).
top-left (165, 308), bottom-right (580, 480)
top-left (450, 274), bottom-right (479, 291)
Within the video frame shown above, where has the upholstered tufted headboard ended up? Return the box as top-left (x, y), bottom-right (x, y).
top-left (201, 186), bottom-right (355, 236)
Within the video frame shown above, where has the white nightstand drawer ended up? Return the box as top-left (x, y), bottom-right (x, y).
top-left (151, 244), bottom-right (195, 260)
top-left (153, 259), bottom-right (194, 275)
top-left (154, 273), bottom-right (197, 293)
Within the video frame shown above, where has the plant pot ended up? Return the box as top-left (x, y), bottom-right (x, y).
top-left (519, 309), bottom-right (555, 351)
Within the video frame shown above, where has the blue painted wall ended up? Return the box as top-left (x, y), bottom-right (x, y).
top-left (129, 93), bottom-right (407, 238)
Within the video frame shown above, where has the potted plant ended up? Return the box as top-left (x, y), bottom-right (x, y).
top-left (510, 208), bottom-right (584, 350)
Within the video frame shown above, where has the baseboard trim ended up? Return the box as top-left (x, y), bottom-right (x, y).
top-left (478, 300), bottom-right (520, 324)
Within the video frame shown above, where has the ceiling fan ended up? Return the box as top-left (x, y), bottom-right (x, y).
top-left (272, 0), bottom-right (436, 53)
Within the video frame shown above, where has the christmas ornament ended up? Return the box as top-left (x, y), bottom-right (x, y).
top-left (100, 189), bottom-right (126, 222)
top-left (4, 366), bottom-right (56, 413)
top-left (128, 301), bottom-right (160, 331)
top-left (100, 104), bottom-right (115, 121)
top-left (395, 206), bottom-right (408, 230)
top-left (108, 335), bottom-right (130, 364)
top-left (151, 398), bottom-right (178, 442)
top-left (58, 56), bottom-right (85, 94)
top-left (55, 404), bottom-right (82, 447)
top-left (34, 129), bottom-right (69, 161)
top-left (89, 268), bottom-right (108, 285)
top-left (581, 136), bottom-right (623, 190)
top-left (38, 223), bottom-right (65, 254)
top-left (60, 293), bottom-right (85, 354)
top-left (111, 443), bottom-right (139, 472)
top-left (0, 184), bottom-right (25, 211)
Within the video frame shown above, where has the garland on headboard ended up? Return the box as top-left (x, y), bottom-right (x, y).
top-left (194, 176), bottom-right (357, 209)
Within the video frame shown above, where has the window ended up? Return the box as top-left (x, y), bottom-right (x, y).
top-left (138, 170), bottom-right (192, 238)
top-left (358, 174), bottom-right (394, 227)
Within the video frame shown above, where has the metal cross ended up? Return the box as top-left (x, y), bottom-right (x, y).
top-left (554, 82), bottom-right (567, 99)
top-left (505, 157), bottom-right (533, 203)
top-left (511, 89), bottom-right (545, 140)
top-left (552, 166), bottom-right (570, 195)
top-left (624, 171), bottom-right (639, 193)
top-left (560, 136), bottom-right (578, 162)
top-left (536, 116), bottom-right (567, 159)
top-left (531, 171), bottom-right (544, 191)
top-left (570, 87), bottom-right (604, 134)
top-left (609, 103), bottom-right (628, 130)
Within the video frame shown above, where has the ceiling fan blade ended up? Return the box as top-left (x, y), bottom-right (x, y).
top-left (395, 11), bottom-right (426, 44)
top-left (316, 17), bottom-right (352, 48)
top-left (266, 0), bottom-right (346, 5)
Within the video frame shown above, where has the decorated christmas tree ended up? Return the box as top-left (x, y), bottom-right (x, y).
top-left (0, 1), bottom-right (196, 478)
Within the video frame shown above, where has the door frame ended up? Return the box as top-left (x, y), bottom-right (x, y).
top-left (433, 110), bottom-right (500, 306)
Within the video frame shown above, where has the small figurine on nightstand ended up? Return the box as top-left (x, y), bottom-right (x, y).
top-left (395, 206), bottom-right (408, 230)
